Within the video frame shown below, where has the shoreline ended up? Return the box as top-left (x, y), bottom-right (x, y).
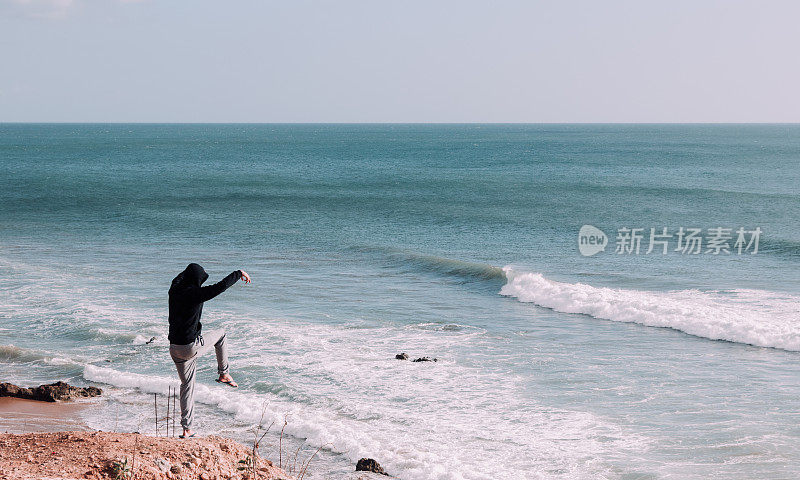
top-left (0, 396), bottom-right (91, 434)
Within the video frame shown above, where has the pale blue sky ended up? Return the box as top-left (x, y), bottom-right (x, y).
top-left (1, 0), bottom-right (799, 122)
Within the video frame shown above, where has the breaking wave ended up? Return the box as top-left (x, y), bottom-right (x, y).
top-left (500, 267), bottom-right (800, 351)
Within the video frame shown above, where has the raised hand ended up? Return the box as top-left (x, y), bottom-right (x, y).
top-left (239, 270), bottom-right (251, 284)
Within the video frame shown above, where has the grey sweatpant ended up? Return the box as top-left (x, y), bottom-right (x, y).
top-left (169, 329), bottom-right (229, 430)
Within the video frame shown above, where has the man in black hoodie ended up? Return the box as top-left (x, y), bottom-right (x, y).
top-left (168, 263), bottom-right (251, 438)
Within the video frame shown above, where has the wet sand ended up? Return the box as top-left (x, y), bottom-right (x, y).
top-left (0, 397), bottom-right (90, 433)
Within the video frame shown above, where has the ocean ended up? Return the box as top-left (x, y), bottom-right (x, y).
top-left (1, 124), bottom-right (799, 479)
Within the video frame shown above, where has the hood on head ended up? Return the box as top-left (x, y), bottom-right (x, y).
top-left (171, 263), bottom-right (209, 288)
top-left (184, 263), bottom-right (209, 286)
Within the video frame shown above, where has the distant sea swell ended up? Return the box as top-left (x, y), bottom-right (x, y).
top-left (353, 246), bottom-right (800, 351)
top-left (348, 245), bottom-right (507, 282)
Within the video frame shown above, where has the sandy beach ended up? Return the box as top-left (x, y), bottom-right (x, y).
top-left (0, 397), bottom-right (90, 434)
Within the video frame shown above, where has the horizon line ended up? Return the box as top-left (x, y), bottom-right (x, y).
top-left (2, 122), bottom-right (800, 126)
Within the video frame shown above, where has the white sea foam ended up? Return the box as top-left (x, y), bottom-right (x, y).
top-left (83, 317), bottom-right (649, 480)
top-left (84, 364), bottom-right (506, 480)
top-left (0, 343), bottom-right (87, 368)
top-left (0, 255), bottom-right (164, 351)
top-left (501, 267), bottom-right (800, 351)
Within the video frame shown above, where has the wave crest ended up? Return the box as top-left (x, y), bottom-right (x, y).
top-left (500, 267), bottom-right (800, 351)
top-left (350, 245), bottom-right (506, 282)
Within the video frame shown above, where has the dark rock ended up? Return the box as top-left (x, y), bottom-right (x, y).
top-left (355, 458), bottom-right (388, 475)
top-left (0, 381), bottom-right (102, 402)
top-left (412, 357), bottom-right (437, 362)
top-left (395, 353), bottom-right (409, 360)
top-left (146, 337), bottom-right (156, 344)
top-left (0, 383), bottom-right (33, 398)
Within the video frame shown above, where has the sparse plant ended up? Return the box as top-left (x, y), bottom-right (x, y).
top-left (131, 435), bottom-right (138, 479)
top-left (154, 388), bottom-right (177, 437)
top-left (165, 386), bottom-right (170, 437)
top-left (242, 406), bottom-right (324, 480)
top-left (278, 414), bottom-right (289, 469)
top-left (172, 388), bottom-right (177, 437)
top-left (153, 393), bottom-right (158, 436)
top-left (238, 455), bottom-right (254, 471)
top-left (282, 442), bottom-right (329, 479)
top-left (109, 457), bottom-right (132, 480)
top-left (290, 444), bottom-right (302, 474)
top-left (252, 402), bottom-right (275, 454)
top-left (238, 401), bottom-right (277, 480)
top-left (297, 444), bottom-right (328, 480)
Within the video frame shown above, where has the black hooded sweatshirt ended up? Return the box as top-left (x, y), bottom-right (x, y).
top-left (168, 263), bottom-right (242, 345)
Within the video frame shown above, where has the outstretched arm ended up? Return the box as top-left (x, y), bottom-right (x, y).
top-left (189, 270), bottom-right (249, 303)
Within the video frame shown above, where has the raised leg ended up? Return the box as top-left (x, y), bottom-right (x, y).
top-left (198, 329), bottom-right (229, 376)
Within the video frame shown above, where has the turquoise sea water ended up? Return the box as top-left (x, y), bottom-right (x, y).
top-left (1, 124), bottom-right (799, 479)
